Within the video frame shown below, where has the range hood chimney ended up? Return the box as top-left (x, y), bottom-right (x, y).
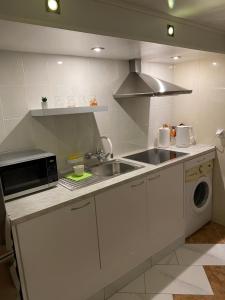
top-left (113, 59), bottom-right (192, 99)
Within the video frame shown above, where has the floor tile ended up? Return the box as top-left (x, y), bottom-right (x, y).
top-left (176, 244), bottom-right (225, 266)
top-left (204, 266), bottom-right (225, 295)
top-left (147, 294), bottom-right (173, 300)
top-left (156, 252), bottom-right (179, 265)
top-left (145, 265), bottom-right (213, 295)
top-left (119, 274), bottom-right (145, 293)
top-left (109, 294), bottom-right (173, 300)
top-left (186, 222), bottom-right (225, 244)
top-left (173, 296), bottom-right (224, 300)
top-left (108, 293), bottom-right (146, 300)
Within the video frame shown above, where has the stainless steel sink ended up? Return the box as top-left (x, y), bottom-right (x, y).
top-left (91, 160), bottom-right (140, 177)
top-left (59, 160), bottom-right (143, 191)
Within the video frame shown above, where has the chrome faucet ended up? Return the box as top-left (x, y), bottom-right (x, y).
top-left (96, 136), bottom-right (113, 161)
top-left (85, 136), bottom-right (113, 162)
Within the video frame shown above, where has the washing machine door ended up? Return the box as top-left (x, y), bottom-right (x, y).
top-left (191, 176), bottom-right (212, 213)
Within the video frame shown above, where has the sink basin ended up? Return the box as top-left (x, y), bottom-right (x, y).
top-left (59, 160), bottom-right (143, 191)
top-left (91, 160), bottom-right (142, 177)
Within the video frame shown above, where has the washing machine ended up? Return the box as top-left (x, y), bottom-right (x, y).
top-left (185, 152), bottom-right (215, 238)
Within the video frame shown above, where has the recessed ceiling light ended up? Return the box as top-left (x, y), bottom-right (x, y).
top-left (57, 61), bottom-right (63, 65)
top-left (46, 0), bottom-right (61, 14)
top-left (212, 62), bottom-right (217, 66)
top-left (167, 24), bottom-right (175, 37)
top-left (171, 56), bottom-right (181, 60)
top-left (168, 0), bottom-right (175, 9)
top-left (91, 47), bottom-right (105, 53)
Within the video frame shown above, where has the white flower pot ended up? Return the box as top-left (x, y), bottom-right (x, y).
top-left (41, 102), bottom-right (48, 109)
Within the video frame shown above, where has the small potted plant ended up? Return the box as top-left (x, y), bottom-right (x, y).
top-left (41, 97), bottom-right (48, 109)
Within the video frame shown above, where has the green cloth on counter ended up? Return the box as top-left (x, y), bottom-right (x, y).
top-left (65, 172), bottom-right (92, 182)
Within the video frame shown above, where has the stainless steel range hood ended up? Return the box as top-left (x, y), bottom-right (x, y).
top-left (113, 59), bottom-right (192, 99)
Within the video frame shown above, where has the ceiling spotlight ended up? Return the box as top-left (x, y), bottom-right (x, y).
top-left (212, 62), bottom-right (217, 66)
top-left (168, 0), bottom-right (175, 9)
top-left (171, 56), bottom-right (181, 60)
top-left (91, 47), bottom-right (105, 53)
top-left (57, 61), bottom-right (63, 65)
top-left (46, 0), bottom-right (61, 14)
top-left (167, 24), bottom-right (174, 37)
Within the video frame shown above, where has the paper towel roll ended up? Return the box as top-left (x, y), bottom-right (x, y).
top-left (158, 127), bottom-right (170, 148)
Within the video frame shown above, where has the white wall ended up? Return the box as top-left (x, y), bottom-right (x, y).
top-left (0, 51), bottom-right (172, 173)
top-left (172, 53), bottom-right (225, 226)
top-left (142, 62), bottom-right (174, 146)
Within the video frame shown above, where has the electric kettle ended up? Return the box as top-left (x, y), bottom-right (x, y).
top-left (176, 125), bottom-right (196, 147)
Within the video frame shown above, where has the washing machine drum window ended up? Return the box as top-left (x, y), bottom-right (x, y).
top-left (193, 181), bottom-right (209, 209)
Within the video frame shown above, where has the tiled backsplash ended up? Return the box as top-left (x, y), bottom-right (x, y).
top-left (0, 51), bottom-right (173, 172)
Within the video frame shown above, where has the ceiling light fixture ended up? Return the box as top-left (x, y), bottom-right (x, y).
top-left (57, 61), bottom-right (63, 65)
top-left (212, 62), bottom-right (217, 66)
top-left (168, 0), bottom-right (175, 9)
top-left (171, 56), bottom-right (181, 60)
top-left (91, 47), bottom-right (105, 53)
top-left (46, 0), bottom-right (61, 14)
top-left (167, 24), bottom-right (174, 37)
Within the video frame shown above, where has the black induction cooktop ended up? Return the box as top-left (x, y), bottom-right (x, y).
top-left (124, 148), bottom-right (187, 165)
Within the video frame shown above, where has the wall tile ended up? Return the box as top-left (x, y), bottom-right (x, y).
top-left (0, 51), bottom-right (173, 171)
top-left (0, 86), bottom-right (28, 119)
top-left (22, 53), bottom-right (49, 86)
top-left (26, 85), bottom-right (54, 109)
top-left (0, 51), bottom-right (24, 86)
top-left (1, 116), bottom-right (34, 153)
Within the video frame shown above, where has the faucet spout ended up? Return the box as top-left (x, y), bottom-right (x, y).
top-left (97, 136), bottom-right (113, 161)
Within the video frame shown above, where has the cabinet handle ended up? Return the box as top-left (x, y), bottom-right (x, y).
top-left (148, 174), bottom-right (160, 181)
top-left (131, 180), bottom-right (144, 188)
top-left (71, 201), bottom-right (91, 211)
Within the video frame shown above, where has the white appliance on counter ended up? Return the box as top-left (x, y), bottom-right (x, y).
top-left (176, 125), bottom-right (196, 147)
top-left (184, 152), bottom-right (215, 237)
top-left (158, 127), bottom-right (170, 148)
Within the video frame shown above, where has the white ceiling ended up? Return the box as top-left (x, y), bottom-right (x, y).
top-left (0, 19), bottom-right (218, 64)
top-left (100, 0), bottom-right (225, 32)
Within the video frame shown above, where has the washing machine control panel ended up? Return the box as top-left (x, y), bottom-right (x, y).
top-left (186, 160), bottom-right (213, 182)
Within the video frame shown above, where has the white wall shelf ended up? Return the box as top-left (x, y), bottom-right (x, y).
top-left (30, 106), bottom-right (108, 117)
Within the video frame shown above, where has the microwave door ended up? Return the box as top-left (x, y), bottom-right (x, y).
top-left (1, 158), bottom-right (49, 201)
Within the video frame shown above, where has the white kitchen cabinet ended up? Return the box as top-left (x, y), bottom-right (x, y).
top-left (147, 163), bottom-right (184, 255)
top-left (95, 177), bottom-right (148, 284)
top-left (15, 197), bottom-right (101, 300)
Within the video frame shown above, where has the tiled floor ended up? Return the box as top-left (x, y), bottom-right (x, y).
top-left (109, 222), bottom-right (225, 300)
top-left (185, 222), bottom-right (225, 244)
top-left (145, 265), bottom-right (213, 295)
top-left (176, 244), bottom-right (225, 266)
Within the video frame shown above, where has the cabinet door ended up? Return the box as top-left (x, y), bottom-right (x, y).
top-left (95, 178), bottom-right (148, 284)
top-left (15, 197), bottom-right (101, 300)
top-left (147, 164), bottom-right (184, 255)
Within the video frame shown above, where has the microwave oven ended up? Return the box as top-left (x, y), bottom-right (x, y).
top-left (0, 149), bottom-right (58, 201)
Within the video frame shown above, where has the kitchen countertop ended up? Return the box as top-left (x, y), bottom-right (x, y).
top-left (6, 144), bottom-right (215, 225)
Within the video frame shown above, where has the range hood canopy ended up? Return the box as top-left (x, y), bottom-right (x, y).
top-left (113, 59), bottom-right (192, 99)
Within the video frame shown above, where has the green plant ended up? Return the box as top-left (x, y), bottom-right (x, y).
top-left (42, 97), bottom-right (48, 102)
